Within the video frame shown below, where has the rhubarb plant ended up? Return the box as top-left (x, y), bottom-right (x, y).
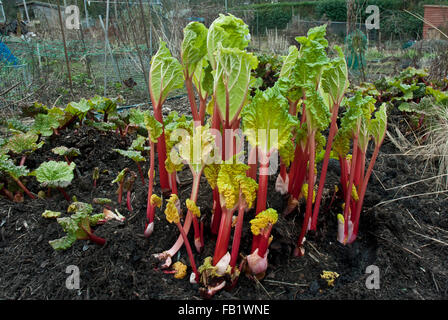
top-left (163, 194), bottom-right (200, 284)
top-left (112, 168), bottom-right (129, 206)
top-left (154, 125), bottom-right (215, 264)
top-left (181, 21), bottom-right (209, 124)
top-left (89, 95), bottom-right (122, 122)
top-left (113, 149), bottom-right (146, 184)
top-left (199, 163), bottom-right (258, 297)
top-left (51, 146), bottom-right (81, 165)
top-left (48, 202), bottom-right (106, 250)
top-left (34, 161), bottom-right (76, 202)
top-left (149, 41), bottom-right (184, 194)
top-left (247, 208), bottom-right (278, 279)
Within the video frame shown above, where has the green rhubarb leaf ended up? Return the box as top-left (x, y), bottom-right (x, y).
top-left (89, 213), bottom-right (105, 226)
top-left (51, 146), bottom-right (81, 158)
top-left (144, 114), bottom-right (163, 143)
top-left (42, 210), bottom-right (62, 218)
top-left (279, 46), bottom-right (299, 78)
top-left (130, 135), bottom-right (149, 151)
top-left (207, 14), bottom-right (250, 70)
top-left (320, 46), bottom-right (349, 107)
top-left (49, 233), bottom-right (77, 250)
top-left (89, 95), bottom-right (121, 117)
top-left (213, 45), bottom-right (258, 124)
top-left (216, 163), bottom-right (257, 209)
top-left (369, 103), bottom-right (388, 145)
top-left (129, 108), bottom-right (151, 127)
top-left (181, 21), bottom-right (208, 77)
top-left (192, 58), bottom-right (213, 100)
top-left (112, 168), bottom-right (128, 184)
top-left (31, 113), bottom-right (60, 137)
top-left (332, 93), bottom-right (368, 157)
top-left (203, 163), bottom-right (220, 190)
top-left (113, 149), bottom-right (145, 162)
top-left (65, 98), bottom-right (92, 120)
top-left (34, 161), bottom-right (76, 188)
top-left (5, 132), bottom-right (44, 155)
top-left (67, 202), bottom-right (93, 215)
top-left (304, 87), bottom-right (331, 133)
top-left (149, 41), bottom-right (184, 107)
top-left (242, 86), bottom-right (297, 155)
top-left (5, 118), bottom-right (31, 133)
top-left (0, 154), bottom-right (29, 179)
top-left (293, 25), bottom-right (330, 88)
top-left (176, 125), bottom-right (215, 173)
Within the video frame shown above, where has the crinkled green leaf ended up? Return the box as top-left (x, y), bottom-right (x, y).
top-left (42, 210), bottom-right (62, 218)
top-left (207, 14), bottom-right (250, 70)
top-left (149, 41), bottom-right (184, 107)
top-left (31, 113), bottom-right (60, 137)
top-left (213, 45), bottom-right (258, 124)
top-left (5, 118), bottom-right (31, 133)
top-left (51, 146), bottom-right (81, 158)
top-left (0, 154), bottom-right (29, 179)
top-left (112, 168), bottom-right (128, 184)
top-left (369, 103), bottom-right (388, 144)
top-left (280, 45), bottom-right (299, 78)
top-left (176, 125), bottom-right (215, 173)
top-left (129, 108), bottom-right (151, 127)
top-left (242, 86), bottom-right (297, 155)
top-left (304, 88), bottom-right (331, 132)
top-left (217, 163), bottom-right (257, 209)
top-left (5, 132), bottom-right (43, 155)
top-left (49, 233), bottom-right (77, 250)
top-left (89, 95), bottom-right (122, 116)
top-left (35, 161), bottom-right (76, 188)
top-left (192, 58), bottom-right (213, 100)
top-left (65, 98), bottom-right (92, 120)
top-left (130, 135), bottom-right (149, 152)
top-left (143, 114), bottom-right (163, 143)
top-left (181, 22), bottom-right (208, 77)
top-left (89, 213), bottom-right (105, 226)
top-left (113, 149), bottom-right (145, 162)
top-left (320, 45), bottom-right (349, 107)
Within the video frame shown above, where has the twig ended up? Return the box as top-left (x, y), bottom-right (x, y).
top-left (369, 232), bottom-right (422, 259)
top-left (405, 209), bottom-right (422, 229)
top-left (254, 277), bottom-right (272, 299)
top-left (264, 279), bottom-right (308, 287)
top-left (379, 173), bottom-right (448, 191)
top-left (373, 190), bottom-right (448, 207)
top-left (409, 230), bottom-right (448, 247)
top-left (0, 82), bottom-right (22, 97)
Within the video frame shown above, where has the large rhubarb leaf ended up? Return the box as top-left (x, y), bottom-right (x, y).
top-left (149, 41), bottom-right (184, 107)
top-left (5, 132), bottom-right (44, 155)
top-left (181, 21), bottom-right (208, 77)
top-left (113, 149), bottom-right (145, 162)
top-left (213, 45), bottom-right (258, 125)
top-left (207, 14), bottom-right (250, 70)
top-left (242, 86), bottom-right (297, 156)
top-left (320, 46), bottom-right (349, 107)
top-left (34, 161), bottom-right (76, 188)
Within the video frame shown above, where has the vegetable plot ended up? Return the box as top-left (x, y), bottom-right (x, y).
top-left (0, 14), bottom-right (388, 299)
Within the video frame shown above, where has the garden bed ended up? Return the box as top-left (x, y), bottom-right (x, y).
top-left (0, 104), bottom-right (446, 300)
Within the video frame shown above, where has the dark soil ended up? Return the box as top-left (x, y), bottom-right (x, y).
top-left (0, 101), bottom-right (447, 300)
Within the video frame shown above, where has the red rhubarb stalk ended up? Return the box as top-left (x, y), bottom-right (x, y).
top-left (310, 103), bottom-right (340, 230)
